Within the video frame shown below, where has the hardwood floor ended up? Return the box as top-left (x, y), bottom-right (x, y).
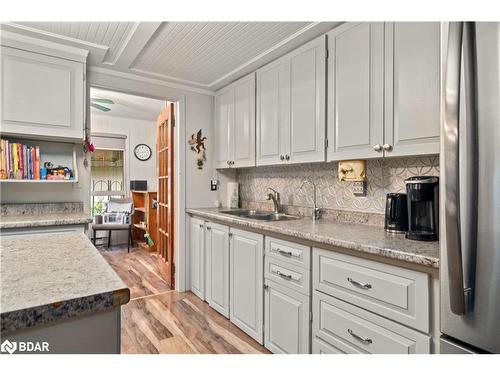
top-left (99, 245), bottom-right (270, 354)
top-left (100, 246), bottom-right (171, 299)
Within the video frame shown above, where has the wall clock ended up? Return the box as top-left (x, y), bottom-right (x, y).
top-left (134, 144), bottom-right (152, 161)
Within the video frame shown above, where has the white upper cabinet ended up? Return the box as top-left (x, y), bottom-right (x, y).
top-left (257, 35), bottom-right (326, 166)
top-left (214, 73), bottom-right (255, 169)
top-left (0, 34), bottom-right (87, 142)
top-left (384, 22), bottom-right (441, 157)
top-left (327, 23), bottom-right (385, 160)
top-left (256, 61), bottom-right (289, 166)
top-left (327, 22), bottom-right (441, 161)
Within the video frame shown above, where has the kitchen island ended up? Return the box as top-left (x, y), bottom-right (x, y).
top-left (0, 232), bottom-right (129, 354)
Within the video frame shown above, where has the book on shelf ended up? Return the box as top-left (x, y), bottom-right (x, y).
top-left (0, 139), bottom-right (41, 180)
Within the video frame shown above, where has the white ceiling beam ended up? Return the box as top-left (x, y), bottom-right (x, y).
top-left (110, 22), bottom-right (162, 69)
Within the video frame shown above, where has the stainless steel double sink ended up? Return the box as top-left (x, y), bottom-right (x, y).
top-left (219, 209), bottom-right (301, 222)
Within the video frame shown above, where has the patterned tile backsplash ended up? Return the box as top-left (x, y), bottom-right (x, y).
top-left (237, 155), bottom-right (439, 213)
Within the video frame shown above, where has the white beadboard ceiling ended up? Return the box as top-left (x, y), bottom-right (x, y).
top-left (2, 21), bottom-right (341, 92)
top-left (90, 87), bottom-right (166, 121)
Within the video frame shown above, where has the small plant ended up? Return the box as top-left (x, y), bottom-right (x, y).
top-left (92, 200), bottom-right (105, 216)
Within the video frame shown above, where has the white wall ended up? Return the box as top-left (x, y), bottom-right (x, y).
top-left (91, 114), bottom-right (158, 192)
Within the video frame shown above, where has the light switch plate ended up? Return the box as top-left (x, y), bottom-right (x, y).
top-left (352, 181), bottom-right (366, 196)
top-left (210, 179), bottom-right (219, 191)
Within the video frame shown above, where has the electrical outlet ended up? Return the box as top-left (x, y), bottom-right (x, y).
top-left (352, 181), bottom-right (366, 196)
top-left (210, 179), bottom-right (219, 191)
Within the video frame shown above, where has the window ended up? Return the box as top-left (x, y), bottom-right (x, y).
top-left (90, 133), bottom-right (127, 216)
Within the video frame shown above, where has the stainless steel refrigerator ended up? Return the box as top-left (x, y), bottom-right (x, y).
top-left (441, 22), bottom-right (500, 354)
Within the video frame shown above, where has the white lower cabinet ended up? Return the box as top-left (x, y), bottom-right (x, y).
top-left (189, 217), bottom-right (205, 300)
top-left (264, 280), bottom-right (310, 354)
top-left (205, 222), bottom-right (230, 318)
top-left (229, 228), bottom-right (264, 344)
top-left (313, 290), bottom-right (430, 354)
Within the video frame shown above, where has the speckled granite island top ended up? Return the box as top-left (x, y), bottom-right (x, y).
top-left (0, 233), bottom-right (130, 334)
top-left (186, 207), bottom-right (440, 269)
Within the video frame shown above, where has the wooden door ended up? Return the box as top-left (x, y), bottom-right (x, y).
top-left (156, 102), bottom-right (175, 288)
top-left (205, 222), bottom-right (230, 317)
top-left (384, 22), bottom-right (441, 157)
top-left (288, 36), bottom-right (326, 164)
top-left (229, 228), bottom-right (264, 344)
top-left (327, 22), bottom-right (385, 161)
top-left (264, 280), bottom-right (311, 354)
top-left (189, 216), bottom-right (205, 300)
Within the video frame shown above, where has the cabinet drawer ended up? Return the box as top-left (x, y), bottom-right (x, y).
top-left (312, 336), bottom-right (362, 354)
top-left (313, 248), bottom-right (429, 332)
top-left (265, 256), bottom-right (310, 296)
top-left (313, 291), bottom-right (430, 354)
top-left (266, 236), bottom-right (310, 269)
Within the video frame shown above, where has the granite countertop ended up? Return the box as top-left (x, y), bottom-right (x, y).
top-left (186, 207), bottom-right (440, 269)
top-left (0, 212), bottom-right (93, 229)
top-left (0, 233), bottom-right (130, 334)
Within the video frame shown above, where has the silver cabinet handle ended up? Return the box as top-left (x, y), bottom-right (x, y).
top-left (199, 224), bottom-right (203, 228)
top-left (276, 270), bottom-right (293, 280)
top-left (382, 144), bottom-right (393, 151)
top-left (280, 155), bottom-right (285, 161)
top-left (285, 155), bottom-right (290, 161)
top-left (276, 248), bottom-right (293, 257)
top-left (347, 277), bottom-right (372, 290)
top-left (373, 144), bottom-right (382, 152)
top-left (206, 226), bottom-right (211, 230)
top-left (348, 329), bottom-right (372, 344)
top-left (227, 160), bottom-right (230, 166)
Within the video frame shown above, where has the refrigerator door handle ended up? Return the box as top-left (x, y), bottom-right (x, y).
top-left (444, 22), bottom-right (465, 315)
top-left (444, 22), bottom-right (478, 316)
top-left (462, 22), bottom-right (479, 313)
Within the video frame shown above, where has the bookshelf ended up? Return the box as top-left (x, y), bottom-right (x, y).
top-left (131, 190), bottom-right (158, 252)
top-left (0, 138), bottom-right (79, 183)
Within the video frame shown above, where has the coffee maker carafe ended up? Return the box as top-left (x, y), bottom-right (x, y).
top-left (405, 176), bottom-right (439, 241)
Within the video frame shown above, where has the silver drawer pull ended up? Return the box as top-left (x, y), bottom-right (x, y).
top-left (276, 270), bottom-right (293, 280)
top-left (347, 277), bottom-right (372, 290)
top-left (276, 248), bottom-right (293, 257)
top-left (348, 329), bottom-right (373, 344)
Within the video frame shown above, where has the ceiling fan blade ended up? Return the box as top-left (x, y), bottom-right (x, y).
top-left (91, 98), bottom-right (115, 104)
top-left (91, 103), bottom-right (111, 112)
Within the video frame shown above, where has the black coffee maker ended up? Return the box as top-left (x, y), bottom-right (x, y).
top-left (384, 193), bottom-right (408, 233)
top-left (405, 176), bottom-right (439, 241)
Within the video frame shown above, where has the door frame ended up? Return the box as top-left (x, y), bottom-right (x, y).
top-left (88, 69), bottom-right (187, 292)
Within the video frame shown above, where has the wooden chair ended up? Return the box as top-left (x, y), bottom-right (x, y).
top-left (92, 198), bottom-right (134, 252)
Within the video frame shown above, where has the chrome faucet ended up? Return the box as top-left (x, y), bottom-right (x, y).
top-left (266, 188), bottom-right (281, 213)
top-left (300, 179), bottom-right (321, 221)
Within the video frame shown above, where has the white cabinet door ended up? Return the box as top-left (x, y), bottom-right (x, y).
top-left (214, 87), bottom-right (233, 168)
top-left (384, 22), bottom-right (441, 157)
top-left (264, 280), bottom-right (310, 354)
top-left (256, 60), bottom-right (289, 166)
top-left (1, 46), bottom-right (85, 141)
top-left (327, 22), bottom-right (385, 161)
top-left (232, 73), bottom-right (256, 168)
top-left (230, 228), bottom-right (264, 343)
top-left (189, 217), bottom-right (205, 300)
top-left (205, 222), bottom-right (230, 317)
top-left (288, 36), bottom-right (326, 164)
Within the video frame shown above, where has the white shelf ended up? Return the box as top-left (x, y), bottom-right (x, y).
top-left (0, 179), bottom-right (77, 183)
